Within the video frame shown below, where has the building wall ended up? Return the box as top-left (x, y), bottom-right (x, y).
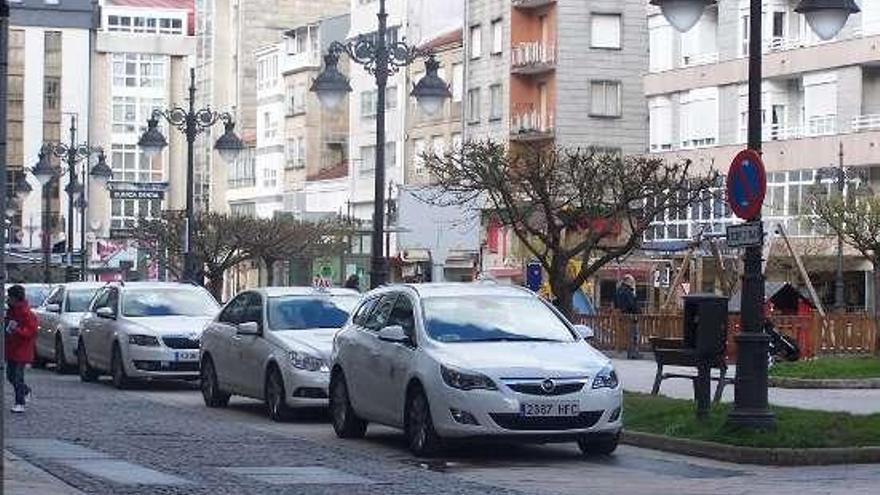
top-left (464, 0), bottom-right (508, 141)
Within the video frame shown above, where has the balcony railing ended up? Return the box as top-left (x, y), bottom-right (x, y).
top-left (851, 114), bottom-right (880, 132)
top-left (511, 0), bottom-right (556, 9)
top-left (283, 50), bottom-right (321, 72)
top-left (510, 108), bottom-right (555, 140)
top-left (511, 42), bottom-right (556, 75)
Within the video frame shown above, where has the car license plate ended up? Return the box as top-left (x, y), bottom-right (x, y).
top-left (521, 401), bottom-right (580, 417)
top-left (175, 351), bottom-right (199, 362)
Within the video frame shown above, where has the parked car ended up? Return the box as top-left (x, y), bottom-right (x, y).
top-left (77, 282), bottom-right (220, 388)
top-left (329, 283), bottom-right (622, 457)
top-left (199, 287), bottom-right (359, 420)
top-left (22, 283), bottom-right (51, 308)
top-left (34, 282), bottom-right (104, 373)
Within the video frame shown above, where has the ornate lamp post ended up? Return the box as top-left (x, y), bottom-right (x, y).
top-left (651, 0), bottom-right (859, 428)
top-left (311, 0), bottom-right (451, 288)
top-left (137, 68), bottom-right (243, 283)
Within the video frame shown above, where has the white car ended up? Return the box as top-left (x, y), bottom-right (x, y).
top-left (77, 282), bottom-right (220, 388)
top-left (329, 283), bottom-right (623, 457)
top-left (199, 287), bottom-right (360, 420)
top-left (34, 282), bottom-right (104, 373)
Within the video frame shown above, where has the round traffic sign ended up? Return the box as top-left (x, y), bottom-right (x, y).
top-left (726, 149), bottom-right (766, 221)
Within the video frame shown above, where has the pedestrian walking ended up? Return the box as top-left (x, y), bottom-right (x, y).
top-left (615, 274), bottom-right (641, 359)
top-left (5, 284), bottom-right (38, 413)
top-left (344, 274), bottom-right (361, 292)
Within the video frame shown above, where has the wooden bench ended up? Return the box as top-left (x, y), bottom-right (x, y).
top-left (649, 337), bottom-right (733, 404)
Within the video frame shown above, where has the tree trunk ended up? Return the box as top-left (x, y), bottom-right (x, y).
top-left (264, 258), bottom-right (277, 287)
top-left (873, 263), bottom-right (880, 320)
top-left (206, 273), bottom-right (224, 302)
top-left (549, 275), bottom-right (576, 321)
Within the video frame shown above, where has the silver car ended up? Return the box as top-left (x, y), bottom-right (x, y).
top-left (199, 287), bottom-right (359, 420)
top-left (34, 282), bottom-right (104, 373)
top-left (77, 282), bottom-right (220, 388)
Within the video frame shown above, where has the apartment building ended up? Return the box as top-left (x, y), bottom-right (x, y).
top-left (465, 0), bottom-right (648, 281)
top-left (5, 0), bottom-right (93, 277)
top-left (87, 0), bottom-right (195, 279)
top-left (646, 0), bottom-right (880, 312)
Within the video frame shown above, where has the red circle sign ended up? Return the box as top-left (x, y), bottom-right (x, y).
top-left (726, 149), bottom-right (767, 221)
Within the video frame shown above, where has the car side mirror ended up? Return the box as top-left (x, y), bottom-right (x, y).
top-left (573, 324), bottom-right (595, 340)
top-left (45, 303), bottom-right (61, 314)
top-left (96, 307), bottom-right (116, 320)
top-left (378, 325), bottom-right (409, 344)
top-left (237, 321), bottom-right (260, 336)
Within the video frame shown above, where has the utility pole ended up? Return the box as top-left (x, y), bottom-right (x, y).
top-left (1, 0), bottom-right (10, 477)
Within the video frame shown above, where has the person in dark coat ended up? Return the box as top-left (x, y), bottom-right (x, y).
top-left (615, 275), bottom-right (641, 359)
top-left (5, 284), bottom-right (38, 413)
top-left (344, 274), bottom-right (361, 292)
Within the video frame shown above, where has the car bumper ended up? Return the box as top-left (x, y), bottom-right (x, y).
top-left (428, 385), bottom-right (623, 440)
top-left (280, 363), bottom-right (330, 409)
top-left (125, 345), bottom-right (201, 379)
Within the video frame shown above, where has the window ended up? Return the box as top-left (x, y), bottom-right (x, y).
top-left (680, 87), bottom-right (718, 148)
top-left (590, 81), bottom-right (621, 117)
top-left (263, 166), bottom-right (278, 188)
top-left (112, 53), bottom-right (166, 89)
top-left (489, 84), bottom-right (503, 121)
top-left (219, 293), bottom-right (250, 324)
top-left (591, 13), bottom-right (622, 49)
top-left (385, 85), bottom-right (397, 110)
top-left (387, 295), bottom-right (416, 340)
top-left (649, 96), bottom-right (673, 151)
top-left (470, 25), bottom-right (482, 59)
top-left (228, 148), bottom-right (256, 188)
top-left (452, 63), bottom-right (463, 102)
top-left (230, 202), bottom-right (257, 217)
top-left (467, 88), bottom-right (481, 123)
top-left (412, 138), bottom-right (427, 177)
top-left (263, 111), bottom-right (278, 139)
top-left (359, 143), bottom-right (395, 176)
top-left (491, 19), bottom-right (503, 55)
top-left (44, 77), bottom-right (60, 110)
top-left (649, 15), bottom-right (673, 72)
top-left (110, 143), bottom-right (161, 182)
top-left (772, 11), bottom-right (785, 38)
top-left (107, 14), bottom-right (185, 35)
top-left (740, 14), bottom-right (750, 56)
top-left (361, 90), bottom-right (377, 118)
top-left (364, 294), bottom-right (398, 331)
top-left (352, 297), bottom-right (380, 327)
top-left (287, 137), bottom-right (306, 169)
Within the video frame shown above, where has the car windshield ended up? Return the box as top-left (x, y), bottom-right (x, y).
top-left (123, 289), bottom-right (218, 317)
top-left (267, 296), bottom-right (358, 331)
top-left (25, 286), bottom-right (50, 307)
top-left (67, 289), bottom-right (100, 313)
top-left (422, 296), bottom-right (576, 343)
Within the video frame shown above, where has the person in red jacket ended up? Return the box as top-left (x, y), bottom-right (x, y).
top-left (5, 284), bottom-right (38, 413)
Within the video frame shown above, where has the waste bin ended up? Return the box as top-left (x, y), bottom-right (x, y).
top-left (682, 294), bottom-right (728, 418)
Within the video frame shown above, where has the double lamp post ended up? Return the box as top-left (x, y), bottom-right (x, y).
top-left (650, 0), bottom-right (860, 428)
top-left (310, 0), bottom-right (452, 289)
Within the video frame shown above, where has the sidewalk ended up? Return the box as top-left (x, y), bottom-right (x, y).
top-left (613, 358), bottom-right (880, 415)
top-left (3, 451), bottom-right (83, 495)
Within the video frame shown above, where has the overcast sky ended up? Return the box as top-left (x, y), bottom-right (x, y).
top-left (409, 0), bottom-right (465, 44)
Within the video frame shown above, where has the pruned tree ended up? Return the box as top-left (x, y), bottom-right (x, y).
top-left (421, 141), bottom-right (718, 318)
top-left (241, 215), bottom-right (355, 286)
top-left (132, 211), bottom-right (252, 300)
top-left (813, 195), bottom-right (880, 317)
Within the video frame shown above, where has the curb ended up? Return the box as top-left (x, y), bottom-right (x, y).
top-left (768, 376), bottom-right (880, 389)
top-left (621, 431), bottom-right (880, 466)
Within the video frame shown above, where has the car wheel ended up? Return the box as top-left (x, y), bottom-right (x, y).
top-left (77, 342), bottom-right (98, 382)
top-left (405, 387), bottom-right (442, 457)
top-left (54, 337), bottom-right (71, 374)
top-left (265, 366), bottom-right (294, 421)
top-left (110, 344), bottom-right (131, 390)
top-left (200, 356), bottom-right (230, 408)
top-left (329, 372), bottom-right (367, 439)
top-left (577, 432), bottom-right (620, 457)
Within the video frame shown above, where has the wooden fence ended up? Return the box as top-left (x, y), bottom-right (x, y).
top-left (576, 312), bottom-right (878, 360)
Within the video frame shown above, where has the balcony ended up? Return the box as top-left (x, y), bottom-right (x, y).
top-left (510, 107), bottom-right (555, 141)
top-left (282, 50), bottom-right (321, 74)
top-left (681, 52), bottom-right (718, 68)
top-left (852, 114), bottom-right (880, 132)
top-left (511, 0), bottom-right (556, 9)
top-left (737, 115), bottom-right (839, 144)
top-left (511, 42), bottom-right (556, 75)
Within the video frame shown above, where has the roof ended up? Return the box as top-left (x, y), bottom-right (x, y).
top-left (728, 282), bottom-right (814, 313)
top-left (108, 0), bottom-right (192, 10)
top-left (58, 282), bottom-right (106, 290)
top-left (105, 281), bottom-right (208, 291)
top-left (391, 282), bottom-right (534, 299)
top-left (260, 287), bottom-right (360, 298)
top-left (418, 28), bottom-right (463, 52)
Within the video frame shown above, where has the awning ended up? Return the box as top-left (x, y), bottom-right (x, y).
top-left (400, 248), bottom-right (431, 263)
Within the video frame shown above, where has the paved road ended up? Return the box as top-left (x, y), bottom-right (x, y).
top-left (613, 358), bottom-right (880, 414)
top-left (4, 369), bottom-right (880, 495)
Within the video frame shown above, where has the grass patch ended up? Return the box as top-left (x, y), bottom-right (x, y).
top-left (768, 357), bottom-right (880, 380)
top-left (624, 392), bottom-right (880, 449)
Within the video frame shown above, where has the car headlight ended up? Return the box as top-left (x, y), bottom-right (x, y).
top-left (592, 365), bottom-right (619, 390)
top-left (128, 334), bottom-right (160, 347)
top-left (288, 350), bottom-right (329, 373)
top-left (68, 327), bottom-right (80, 337)
top-left (440, 365), bottom-right (497, 391)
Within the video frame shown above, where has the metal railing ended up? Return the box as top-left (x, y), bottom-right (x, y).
top-left (510, 107), bottom-right (555, 134)
top-left (511, 41), bottom-right (556, 69)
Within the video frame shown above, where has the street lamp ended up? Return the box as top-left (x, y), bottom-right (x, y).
top-left (651, 0), bottom-right (858, 429)
top-left (38, 115), bottom-right (109, 280)
top-left (311, 0), bottom-right (451, 288)
top-left (137, 68), bottom-right (243, 284)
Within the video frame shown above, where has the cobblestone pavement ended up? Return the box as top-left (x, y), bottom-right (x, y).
top-left (5, 368), bottom-right (880, 495)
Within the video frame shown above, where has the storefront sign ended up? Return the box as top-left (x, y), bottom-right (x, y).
top-left (110, 190), bottom-right (164, 200)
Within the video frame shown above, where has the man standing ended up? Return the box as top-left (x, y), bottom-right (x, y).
top-left (5, 284), bottom-right (38, 413)
top-left (615, 274), bottom-right (640, 359)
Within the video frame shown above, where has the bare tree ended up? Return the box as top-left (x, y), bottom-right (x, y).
top-left (133, 211), bottom-right (252, 300)
top-left (421, 141), bottom-right (718, 318)
top-left (813, 195), bottom-right (880, 317)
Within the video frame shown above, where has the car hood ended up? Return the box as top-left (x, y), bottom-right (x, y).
top-left (274, 329), bottom-right (336, 360)
top-left (127, 316), bottom-right (215, 336)
top-left (430, 340), bottom-right (611, 379)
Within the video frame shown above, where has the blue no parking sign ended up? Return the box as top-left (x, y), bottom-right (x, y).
top-left (726, 149), bottom-right (767, 221)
